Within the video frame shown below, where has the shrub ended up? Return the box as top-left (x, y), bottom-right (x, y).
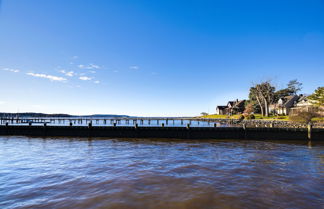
top-left (245, 114), bottom-right (255, 120)
top-left (244, 103), bottom-right (254, 115)
top-left (289, 111), bottom-right (319, 123)
top-left (238, 115), bottom-right (245, 120)
top-left (242, 113), bottom-right (249, 118)
top-left (242, 113), bottom-right (255, 120)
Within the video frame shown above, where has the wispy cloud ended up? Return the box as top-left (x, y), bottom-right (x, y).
top-left (2, 68), bottom-right (20, 73)
top-left (69, 56), bottom-right (79, 64)
top-left (26, 73), bottom-right (67, 82)
top-left (59, 70), bottom-right (75, 77)
top-left (79, 76), bottom-right (92, 81)
top-left (129, 65), bottom-right (140, 70)
top-left (78, 64), bottom-right (101, 70)
top-left (94, 80), bottom-right (100, 84)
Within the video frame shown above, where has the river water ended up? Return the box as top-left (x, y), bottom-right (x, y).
top-left (0, 136), bottom-right (323, 209)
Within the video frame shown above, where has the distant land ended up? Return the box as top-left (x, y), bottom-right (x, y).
top-left (0, 112), bottom-right (130, 118)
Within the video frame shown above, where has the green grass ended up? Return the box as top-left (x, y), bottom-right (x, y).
top-left (311, 117), bottom-right (324, 122)
top-left (200, 114), bottom-right (289, 121)
top-left (200, 114), bottom-right (229, 119)
top-left (253, 114), bottom-right (289, 120)
top-left (200, 114), bottom-right (242, 119)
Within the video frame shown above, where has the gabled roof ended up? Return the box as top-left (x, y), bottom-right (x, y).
top-left (297, 95), bottom-right (308, 102)
top-left (278, 95), bottom-right (299, 107)
top-left (216, 105), bottom-right (227, 110)
top-left (233, 100), bottom-right (245, 108)
top-left (227, 101), bottom-right (235, 107)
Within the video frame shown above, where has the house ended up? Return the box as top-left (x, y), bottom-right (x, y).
top-left (270, 95), bottom-right (300, 115)
top-left (231, 100), bottom-right (246, 114)
top-left (216, 99), bottom-right (246, 115)
top-left (289, 95), bottom-right (322, 115)
top-left (216, 106), bottom-right (227, 115)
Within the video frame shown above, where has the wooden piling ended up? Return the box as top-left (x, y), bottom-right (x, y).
top-left (308, 123), bottom-right (312, 140)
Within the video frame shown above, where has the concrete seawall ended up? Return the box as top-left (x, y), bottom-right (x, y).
top-left (0, 125), bottom-right (323, 140)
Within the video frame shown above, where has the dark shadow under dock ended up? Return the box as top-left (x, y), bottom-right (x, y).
top-left (0, 125), bottom-right (323, 140)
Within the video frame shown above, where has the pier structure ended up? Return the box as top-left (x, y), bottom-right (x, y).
top-left (0, 117), bottom-right (227, 128)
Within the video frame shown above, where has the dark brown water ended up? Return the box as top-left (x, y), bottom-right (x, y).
top-left (0, 136), bottom-right (323, 209)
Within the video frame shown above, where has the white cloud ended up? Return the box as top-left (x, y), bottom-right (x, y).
top-left (94, 80), bottom-right (100, 84)
top-left (2, 68), bottom-right (20, 73)
top-left (79, 76), bottom-right (92, 81)
top-left (89, 70), bottom-right (96, 74)
top-left (129, 65), bottom-right (139, 70)
top-left (26, 72), bottom-right (67, 82)
top-left (78, 64), bottom-right (101, 70)
top-left (65, 71), bottom-right (75, 77)
top-left (0, 101), bottom-right (5, 105)
top-left (60, 70), bottom-right (75, 77)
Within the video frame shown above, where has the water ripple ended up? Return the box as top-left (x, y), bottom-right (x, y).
top-left (0, 137), bottom-right (323, 209)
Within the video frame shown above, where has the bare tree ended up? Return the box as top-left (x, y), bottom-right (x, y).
top-left (250, 81), bottom-right (275, 117)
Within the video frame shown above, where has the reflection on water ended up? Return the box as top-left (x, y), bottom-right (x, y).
top-left (0, 137), bottom-right (323, 209)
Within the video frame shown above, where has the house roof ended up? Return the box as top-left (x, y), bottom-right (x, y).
top-left (279, 95), bottom-right (299, 107)
top-left (297, 95), bottom-right (308, 102)
top-left (227, 101), bottom-right (235, 106)
top-left (216, 106), bottom-right (227, 110)
top-left (233, 100), bottom-right (245, 108)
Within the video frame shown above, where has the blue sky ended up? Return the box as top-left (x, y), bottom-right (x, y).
top-left (0, 0), bottom-right (323, 116)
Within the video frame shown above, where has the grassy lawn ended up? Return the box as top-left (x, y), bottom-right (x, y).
top-left (200, 114), bottom-right (243, 119)
top-left (253, 114), bottom-right (289, 120)
top-left (311, 117), bottom-right (324, 122)
top-left (200, 114), bottom-right (289, 121)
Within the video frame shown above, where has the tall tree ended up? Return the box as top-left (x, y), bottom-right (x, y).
top-left (308, 87), bottom-right (324, 107)
top-left (200, 112), bottom-right (208, 116)
top-left (287, 79), bottom-right (302, 95)
top-left (249, 81), bottom-right (275, 117)
top-left (249, 87), bottom-right (264, 116)
top-left (273, 79), bottom-right (303, 102)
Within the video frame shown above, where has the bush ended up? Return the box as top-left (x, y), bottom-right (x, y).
top-left (245, 114), bottom-right (255, 120)
top-left (289, 111), bottom-right (319, 123)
